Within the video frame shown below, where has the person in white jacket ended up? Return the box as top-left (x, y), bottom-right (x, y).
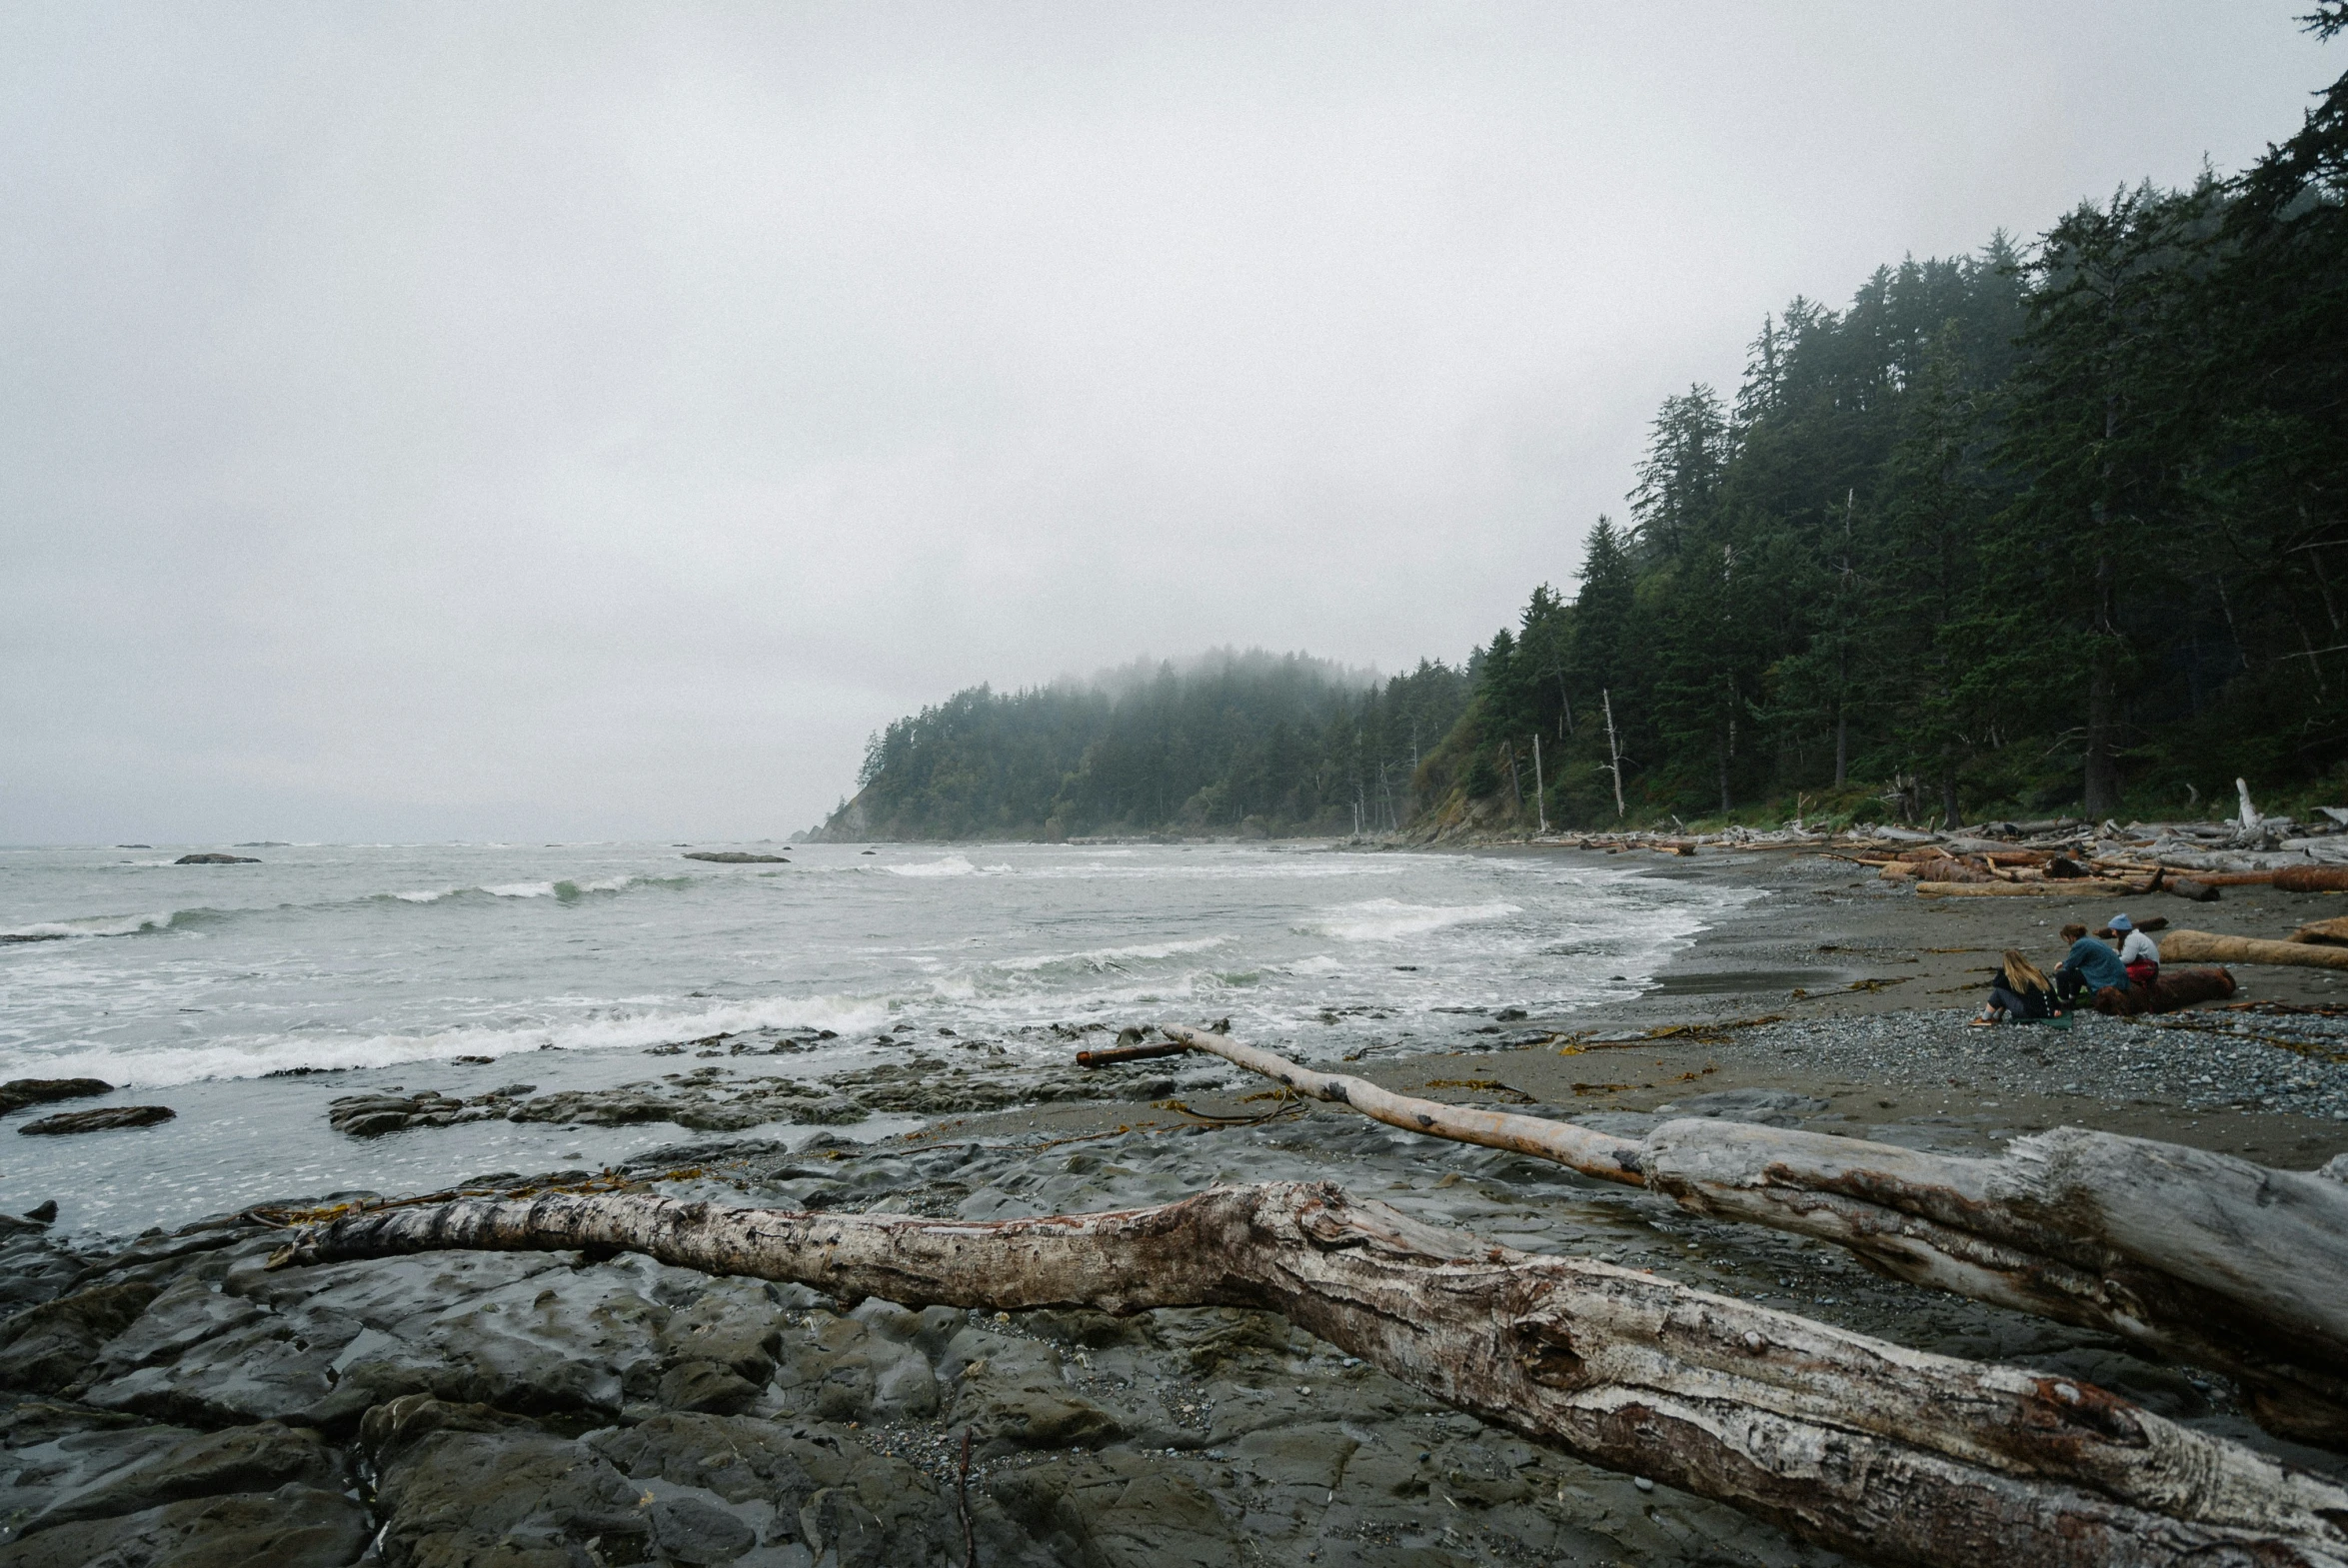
top-left (2110, 912), bottom-right (2160, 991)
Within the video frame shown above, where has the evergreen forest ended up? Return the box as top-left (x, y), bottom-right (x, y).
top-left (829, 653), bottom-right (1470, 839)
top-left (827, 15), bottom-right (2347, 840)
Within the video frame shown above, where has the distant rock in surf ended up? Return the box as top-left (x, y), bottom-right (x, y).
top-left (0, 1078), bottom-right (112, 1115)
top-left (19, 1104), bottom-right (175, 1135)
top-left (175, 852), bottom-right (260, 864)
top-left (682, 851), bottom-right (789, 863)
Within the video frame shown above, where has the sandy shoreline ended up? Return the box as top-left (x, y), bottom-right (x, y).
top-left (6, 842), bottom-right (2347, 1567)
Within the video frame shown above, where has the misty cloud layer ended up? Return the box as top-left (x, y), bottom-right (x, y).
top-left (1, 4), bottom-right (2326, 841)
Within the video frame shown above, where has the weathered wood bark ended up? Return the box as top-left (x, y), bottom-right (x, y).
top-left (1915, 879), bottom-right (2138, 897)
top-left (1159, 1025), bottom-right (2348, 1446)
top-left (2162, 929), bottom-right (2348, 972)
top-left (1157, 1024), bottom-right (1646, 1184)
top-left (276, 1182), bottom-right (2348, 1568)
top-left (2196, 871), bottom-right (2281, 887)
top-left (2293, 917), bottom-right (2348, 946)
top-left (2276, 867), bottom-right (2348, 893)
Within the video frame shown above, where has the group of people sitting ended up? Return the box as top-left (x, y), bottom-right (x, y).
top-left (1973, 913), bottom-right (2162, 1026)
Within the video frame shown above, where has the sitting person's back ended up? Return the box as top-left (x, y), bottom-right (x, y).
top-left (2055, 926), bottom-right (2129, 998)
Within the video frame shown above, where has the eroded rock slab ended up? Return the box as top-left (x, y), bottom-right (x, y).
top-left (17, 1107), bottom-right (173, 1136)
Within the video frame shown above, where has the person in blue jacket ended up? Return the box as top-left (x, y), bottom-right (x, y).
top-left (2052, 921), bottom-right (2129, 1005)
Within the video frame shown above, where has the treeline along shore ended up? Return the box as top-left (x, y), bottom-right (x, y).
top-left (823, 31), bottom-right (2348, 845)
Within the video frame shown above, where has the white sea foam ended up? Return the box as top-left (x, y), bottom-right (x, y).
top-left (0, 910), bottom-right (178, 941)
top-left (1301, 898), bottom-right (1521, 942)
top-left (886, 855), bottom-right (977, 877)
top-left (990, 934), bottom-right (1230, 973)
top-left (10, 991), bottom-right (895, 1089)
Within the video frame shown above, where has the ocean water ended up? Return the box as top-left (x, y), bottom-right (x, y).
top-left (0, 841), bottom-right (1749, 1236)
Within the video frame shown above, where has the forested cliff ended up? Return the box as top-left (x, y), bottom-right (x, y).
top-left (825, 20), bottom-right (2346, 841)
top-left (815, 653), bottom-right (1469, 840)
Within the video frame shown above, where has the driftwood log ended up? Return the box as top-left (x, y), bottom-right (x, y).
top-left (2277, 866), bottom-right (2348, 892)
top-left (2162, 929), bottom-right (2348, 972)
top-left (1915, 879), bottom-right (2138, 897)
top-left (1157, 1024), bottom-right (2348, 1445)
top-left (276, 1182), bottom-right (2348, 1568)
top-left (2091, 967), bottom-right (2239, 1015)
top-left (2294, 917), bottom-right (2348, 946)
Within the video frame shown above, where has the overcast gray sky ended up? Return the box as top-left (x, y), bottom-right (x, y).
top-left (2, 4), bottom-right (2332, 843)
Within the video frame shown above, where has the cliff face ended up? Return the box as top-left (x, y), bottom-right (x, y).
top-left (805, 789), bottom-right (876, 843)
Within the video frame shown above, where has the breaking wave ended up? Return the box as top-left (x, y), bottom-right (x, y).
top-left (0, 910), bottom-right (182, 942)
top-left (1299, 898), bottom-right (1520, 942)
top-left (885, 855), bottom-right (978, 878)
top-left (9, 990), bottom-right (893, 1089)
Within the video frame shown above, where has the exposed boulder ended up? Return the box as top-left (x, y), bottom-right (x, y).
top-left (18, 1106), bottom-right (174, 1135)
top-left (683, 851), bottom-right (789, 863)
top-left (172, 853), bottom-right (260, 864)
top-left (0, 1080), bottom-right (110, 1117)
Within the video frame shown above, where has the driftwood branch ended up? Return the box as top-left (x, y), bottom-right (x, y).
top-left (1158, 1024), bottom-right (2348, 1446)
top-left (277, 1181), bottom-right (2348, 1568)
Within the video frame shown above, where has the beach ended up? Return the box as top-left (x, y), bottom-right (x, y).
top-left (4, 840), bottom-right (2346, 1566)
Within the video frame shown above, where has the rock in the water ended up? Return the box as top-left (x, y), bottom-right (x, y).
top-left (0, 1079), bottom-right (111, 1116)
top-left (683, 850), bottom-right (789, 863)
top-left (20, 1202), bottom-right (54, 1225)
top-left (327, 1090), bottom-right (498, 1137)
top-left (18, 1105), bottom-right (174, 1136)
top-left (172, 853), bottom-right (260, 864)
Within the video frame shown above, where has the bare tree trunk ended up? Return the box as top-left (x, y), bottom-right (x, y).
top-left (1601, 689), bottom-right (1626, 819)
top-left (275, 1183), bottom-right (2348, 1568)
top-left (1532, 734), bottom-right (1547, 833)
top-left (2086, 550), bottom-right (2122, 817)
top-left (1156, 1025), bottom-right (2348, 1446)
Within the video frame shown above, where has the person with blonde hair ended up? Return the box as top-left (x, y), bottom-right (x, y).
top-left (1973, 948), bottom-right (2058, 1026)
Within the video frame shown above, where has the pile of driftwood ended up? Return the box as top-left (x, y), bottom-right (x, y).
top-left (276, 1021), bottom-right (2348, 1567)
top-left (1858, 841), bottom-right (2238, 901)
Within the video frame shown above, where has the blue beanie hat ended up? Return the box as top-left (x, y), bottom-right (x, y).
top-left (2110, 912), bottom-right (2133, 932)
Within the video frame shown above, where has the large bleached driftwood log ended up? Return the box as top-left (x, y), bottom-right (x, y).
top-left (1914, 878), bottom-right (2138, 897)
top-left (2162, 928), bottom-right (2348, 971)
top-left (276, 1181), bottom-right (2348, 1568)
top-left (1158, 1024), bottom-right (2348, 1446)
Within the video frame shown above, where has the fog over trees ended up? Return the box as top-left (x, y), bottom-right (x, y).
top-left (845, 10), bottom-right (2348, 838)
